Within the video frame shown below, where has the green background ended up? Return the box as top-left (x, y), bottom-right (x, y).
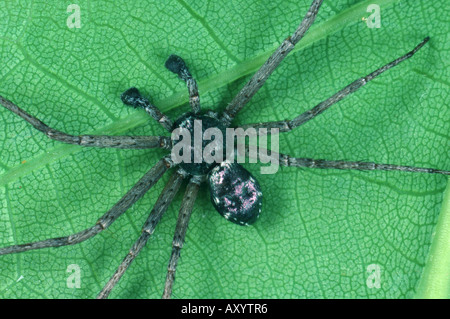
top-left (0, 0), bottom-right (448, 298)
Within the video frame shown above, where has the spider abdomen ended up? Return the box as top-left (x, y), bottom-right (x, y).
top-left (208, 162), bottom-right (262, 226)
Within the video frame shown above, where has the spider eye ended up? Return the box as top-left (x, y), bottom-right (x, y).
top-left (207, 162), bottom-right (263, 226)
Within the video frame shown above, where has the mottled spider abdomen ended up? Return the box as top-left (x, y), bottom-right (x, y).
top-left (208, 162), bottom-right (262, 226)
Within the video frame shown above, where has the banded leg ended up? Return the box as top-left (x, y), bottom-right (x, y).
top-left (0, 95), bottom-right (172, 149)
top-left (97, 170), bottom-right (185, 299)
top-left (165, 55), bottom-right (200, 113)
top-left (240, 37), bottom-right (430, 133)
top-left (221, 0), bottom-right (324, 125)
top-left (0, 157), bottom-right (173, 255)
top-left (162, 177), bottom-right (202, 299)
top-left (280, 155), bottom-right (450, 175)
top-left (121, 87), bottom-right (173, 131)
top-left (242, 144), bottom-right (450, 175)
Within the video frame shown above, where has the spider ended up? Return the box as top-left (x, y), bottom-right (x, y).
top-left (0, 0), bottom-right (449, 298)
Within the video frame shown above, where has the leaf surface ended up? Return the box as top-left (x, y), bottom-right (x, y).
top-left (0, 0), bottom-right (448, 298)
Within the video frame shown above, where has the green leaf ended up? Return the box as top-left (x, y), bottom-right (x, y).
top-left (0, 0), bottom-right (448, 299)
top-left (415, 182), bottom-right (450, 299)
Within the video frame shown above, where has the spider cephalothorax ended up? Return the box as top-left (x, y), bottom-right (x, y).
top-left (0, 0), bottom-right (448, 299)
top-left (171, 111), bottom-right (226, 175)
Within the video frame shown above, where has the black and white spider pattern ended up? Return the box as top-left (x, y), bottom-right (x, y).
top-left (0, 0), bottom-right (448, 298)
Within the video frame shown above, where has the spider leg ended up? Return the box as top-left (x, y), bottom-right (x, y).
top-left (220, 0), bottom-right (324, 125)
top-left (0, 157), bottom-right (173, 255)
top-left (165, 55), bottom-right (201, 114)
top-left (97, 170), bottom-right (185, 299)
top-left (0, 96), bottom-right (172, 149)
top-left (280, 156), bottom-right (450, 175)
top-left (245, 145), bottom-right (450, 175)
top-left (162, 176), bottom-right (202, 299)
top-left (240, 37), bottom-right (431, 133)
top-left (121, 87), bottom-right (173, 131)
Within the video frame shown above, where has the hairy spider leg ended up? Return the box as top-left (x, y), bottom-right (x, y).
top-left (97, 170), bottom-right (185, 299)
top-left (165, 54), bottom-right (201, 114)
top-left (0, 157), bottom-right (173, 255)
top-left (279, 156), bottom-right (450, 175)
top-left (240, 37), bottom-right (431, 132)
top-left (121, 87), bottom-right (174, 131)
top-left (163, 177), bottom-right (202, 299)
top-left (221, 0), bottom-right (324, 125)
top-left (0, 96), bottom-right (172, 149)
top-left (243, 145), bottom-right (450, 176)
